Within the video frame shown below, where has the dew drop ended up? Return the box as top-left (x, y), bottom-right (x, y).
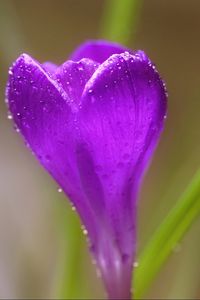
top-left (7, 114), bottom-right (13, 120)
top-left (57, 188), bottom-right (62, 193)
top-left (71, 205), bottom-right (76, 212)
top-left (83, 229), bottom-right (88, 235)
top-left (81, 225), bottom-right (88, 235)
top-left (124, 51), bottom-right (130, 56)
top-left (78, 66), bottom-right (84, 71)
top-left (133, 261), bottom-right (139, 268)
top-left (32, 86), bottom-right (38, 91)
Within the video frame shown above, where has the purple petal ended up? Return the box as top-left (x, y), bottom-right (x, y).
top-left (54, 58), bottom-right (99, 108)
top-left (42, 61), bottom-right (58, 75)
top-left (6, 54), bottom-right (101, 243)
top-left (70, 39), bottom-right (128, 63)
top-left (79, 51), bottom-right (167, 296)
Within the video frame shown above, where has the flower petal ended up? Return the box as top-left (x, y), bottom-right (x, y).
top-left (54, 58), bottom-right (99, 109)
top-left (6, 54), bottom-right (102, 243)
top-left (42, 61), bottom-right (58, 75)
top-left (78, 51), bottom-right (167, 286)
top-left (70, 39), bottom-right (128, 63)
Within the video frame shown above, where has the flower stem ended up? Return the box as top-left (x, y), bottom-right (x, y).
top-left (100, 0), bottom-right (142, 45)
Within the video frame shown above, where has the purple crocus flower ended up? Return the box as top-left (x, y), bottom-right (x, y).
top-left (6, 40), bottom-right (167, 300)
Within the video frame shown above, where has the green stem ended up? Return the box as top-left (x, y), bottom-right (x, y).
top-left (100, 0), bottom-right (142, 45)
top-left (134, 169), bottom-right (200, 299)
top-left (55, 201), bottom-right (84, 299)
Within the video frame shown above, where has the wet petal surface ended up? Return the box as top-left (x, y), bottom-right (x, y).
top-left (78, 52), bottom-right (166, 290)
top-left (6, 41), bottom-right (167, 299)
top-left (70, 39), bottom-right (128, 63)
top-left (6, 54), bottom-right (101, 242)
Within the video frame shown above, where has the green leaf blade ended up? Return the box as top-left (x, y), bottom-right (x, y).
top-left (134, 169), bottom-right (200, 299)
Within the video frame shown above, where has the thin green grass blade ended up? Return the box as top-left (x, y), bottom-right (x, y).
top-left (134, 169), bottom-right (200, 299)
top-left (54, 200), bottom-right (84, 299)
top-left (100, 0), bottom-right (142, 44)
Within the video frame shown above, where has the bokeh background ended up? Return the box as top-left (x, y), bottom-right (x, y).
top-left (0, 0), bottom-right (200, 299)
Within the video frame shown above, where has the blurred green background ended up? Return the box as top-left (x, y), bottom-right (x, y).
top-left (0, 0), bottom-right (200, 299)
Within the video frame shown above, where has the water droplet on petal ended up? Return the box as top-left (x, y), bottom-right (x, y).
top-left (58, 188), bottom-right (62, 193)
top-left (83, 229), bottom-right (88, 235)
top-left (78, 66), bottom-right (84, 71)
top-left (133, 261), bottom-right (139, 268)
top-left (81, 225), bottom-right (88, 235)
top-left (71, 205), bottom-right (76, 212)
